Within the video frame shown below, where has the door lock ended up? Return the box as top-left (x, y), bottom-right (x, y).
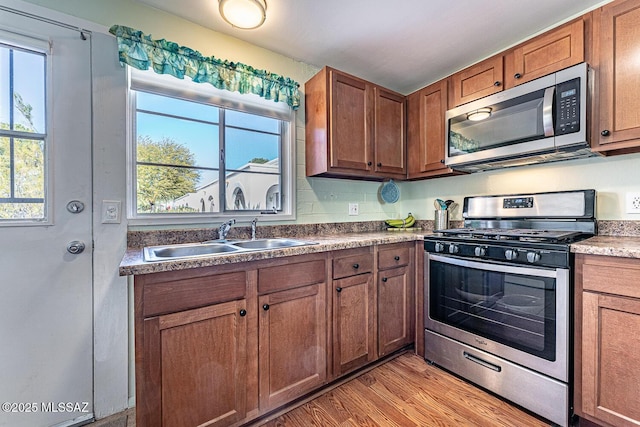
top-left (67, 241), bottom-right (86, 254)
top-left (66, 200), bottom-right (85, 214)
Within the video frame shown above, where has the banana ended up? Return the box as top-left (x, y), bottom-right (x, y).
top-left (385, 213), bottom-right (415, 228)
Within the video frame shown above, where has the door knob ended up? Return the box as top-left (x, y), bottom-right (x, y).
top-left (67, 241), bottom-right (86, 254)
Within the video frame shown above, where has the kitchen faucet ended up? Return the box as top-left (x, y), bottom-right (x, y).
top-left (218, 219), bottom-right (236, 240)
top-left (251, 217), bottom-right (258, 240)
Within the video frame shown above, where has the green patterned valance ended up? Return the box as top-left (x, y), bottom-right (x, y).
top-left (108, 25), bottom-right (300, 109)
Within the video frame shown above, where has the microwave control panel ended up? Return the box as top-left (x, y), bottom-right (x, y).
top-left (555, 77), bottom-right (580, 135)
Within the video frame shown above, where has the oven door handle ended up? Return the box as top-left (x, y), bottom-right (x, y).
top-left (428, 253), bottom-right (560, 278)
top-left (463, 351), bottom-right (502, 372)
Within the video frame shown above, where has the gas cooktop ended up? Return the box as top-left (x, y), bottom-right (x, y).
top-left (435, 227), bottom-right (583, 243)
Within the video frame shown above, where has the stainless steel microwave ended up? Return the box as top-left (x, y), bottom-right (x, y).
top-left (445, 63), bottom-right (596, 173)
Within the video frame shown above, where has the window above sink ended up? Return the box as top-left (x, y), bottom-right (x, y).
top-left (127, 69), bottom-right (296, 226)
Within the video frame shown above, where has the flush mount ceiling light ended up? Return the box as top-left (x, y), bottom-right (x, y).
top-left (219, 0), bottom-right (267, 29)
top-left (467, 107), bottom-right (492, 121)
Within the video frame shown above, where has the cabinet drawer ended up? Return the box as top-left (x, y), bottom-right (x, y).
top-left (142, 271), bottom-right (247, 317)
top-left (579, 254), bottom-right (640, 299)
top-left (333, 252), bottom-right (374, 279)
top-left (258, 258), bottom-right (326, 294)
top-left (378, 244), bottom-right (411, 270)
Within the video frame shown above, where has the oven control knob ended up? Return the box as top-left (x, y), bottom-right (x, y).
top-left (505, 249), bottom-right (519, 260)
top-left (474, 246), bottom-right (487, 257)
top-left (526, 251), bottom-right (541, 263)
top-left (448, 244), bottom-right (459, 254)
top-left (434, 242), bottom-right (445, 253)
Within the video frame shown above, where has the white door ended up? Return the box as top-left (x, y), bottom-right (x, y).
top-left (0, 10), bottom-right (93, 427)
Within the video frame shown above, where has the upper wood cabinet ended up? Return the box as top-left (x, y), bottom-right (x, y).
top-left (373, 86), bottom-right (406, 176)
top-left (407, 79), bottom-right (460, 179)
top-left (305, 67), bottom-right (406, 180)
top-left (591, 0), bottom-right (640, 155)
top-left (449, 55), bottom-right (504, 107)
top-left (504, 19), bottom-right (585, 89)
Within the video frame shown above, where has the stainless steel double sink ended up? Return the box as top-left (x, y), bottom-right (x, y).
top-left (143, 238), bottom-right (318, 262)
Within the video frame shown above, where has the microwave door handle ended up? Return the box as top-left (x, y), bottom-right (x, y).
top-left (543, 86), bottom-right (555, 137)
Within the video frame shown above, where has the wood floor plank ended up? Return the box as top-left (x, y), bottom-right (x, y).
top-left (257, 353), bottom-right (551, 427)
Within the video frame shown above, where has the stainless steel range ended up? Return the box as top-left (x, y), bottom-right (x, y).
top-left (423, 189), bottom-right (596, 427)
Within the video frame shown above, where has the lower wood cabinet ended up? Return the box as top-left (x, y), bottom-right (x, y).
top-left (133, 244), bottom-right (416, 427)
top-left (150, 300), bottom-right (248, 427)
top-left (575, 254), bottom-right (640, 427)
top-left (331, 243), bottom-right (415, 377)
top-left (331, 247), bottom-right (376, 377)
top-left (332, 270), bottom-right (376, 376)
top-left (377, 242), bottom-right (414, 357)
top-left (258, 282), bottom-right (327, 410)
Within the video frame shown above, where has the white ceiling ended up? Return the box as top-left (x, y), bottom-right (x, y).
top-left (135, 0), bottom-right (606, 94)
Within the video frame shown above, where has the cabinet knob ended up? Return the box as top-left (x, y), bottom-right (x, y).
top-left (377, 162), bottom-right (382, 167)
top-left (440, 159), bottom-right (445, 164)
top-left (262, 304), bottom-right (270, 311)
top-left (336, 287), bottom-right (342, 293)
top-left (367, 161), bottom-right (372, 166)
top-left (514, 73), bottom-right (522, 79)
top-left (382, 277), bottom-right (388, 282)
top-left (394, 255), bottom-right (400, 261)
top-left (493, 81), bottom-right (501, 87)
top-left (239, 309), bottom-right (247, 317)
top-left (353, 263), bottom-right (359, 269)
top-left (601, 130), bottom-right (610, 136)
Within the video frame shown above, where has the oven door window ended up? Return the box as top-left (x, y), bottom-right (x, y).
top-left (429, 259), bottom-right (556, 361)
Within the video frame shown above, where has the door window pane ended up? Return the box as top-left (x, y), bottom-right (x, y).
top-left (0, 43), bottom-right (46, 221)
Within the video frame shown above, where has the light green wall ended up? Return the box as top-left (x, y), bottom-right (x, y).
top-left (23, 0), bottom-right (640, 222)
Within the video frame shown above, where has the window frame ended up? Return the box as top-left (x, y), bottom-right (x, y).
top-left (127, 68), bottom-right (296, 226)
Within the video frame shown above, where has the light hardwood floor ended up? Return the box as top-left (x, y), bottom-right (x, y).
top-left (258, 352), bottom-right (552, 426)
top-left (92, 352), bottom-right (556, 427)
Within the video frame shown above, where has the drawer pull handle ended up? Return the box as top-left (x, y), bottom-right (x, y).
top-left (463, 351), bottom-right (502, 372)
top-left (239, 309), bottom-right (247, 317)
top-left (262, 304), bottom-right (270, 311)
top-left (336, 287), bottom-right (342, 293)
top-left (394, 255), bottom-right (400, 261)
top-left (353, 263), bottom-right (359, 269)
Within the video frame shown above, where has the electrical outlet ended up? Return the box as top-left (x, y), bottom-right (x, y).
top-left (626, 193), bottom-right (640, 214)
top-left (348, 203), bottom-right (359, 216)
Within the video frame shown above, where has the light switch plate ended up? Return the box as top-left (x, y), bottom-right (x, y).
top-left (102, 200), bottom-right (121, 224)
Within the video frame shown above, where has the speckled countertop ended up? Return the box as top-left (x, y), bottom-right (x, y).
top-left (119, 220), bottom-right (640, 276)
top-left (119, 231), bottom-right (425, 276)
top-left (570, 236), bottom-right (640, 259)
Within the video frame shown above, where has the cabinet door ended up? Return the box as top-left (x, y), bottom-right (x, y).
top-left (378, 266), bottom-right (412, 357)
top-left (407, 79), bottom-right (458, 179)
top-left (450, 55), bottom-right (504, 107)
top-left (505, 19), bottom-right (584, 88)
top-left (332, 273), bottom-right (376, 376)
top-left (593, 0), bottom-right (640, 153)
top-left (144, 300), bottom-right (248, 427)
top-left (258, 283), bottom-right (327, 410)
top-left (373, 86), bottom-right (406, 177)
top-left (330, 70), bottom-right (372, 172)
top-left (581, 292), bottom-right (640, 426)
